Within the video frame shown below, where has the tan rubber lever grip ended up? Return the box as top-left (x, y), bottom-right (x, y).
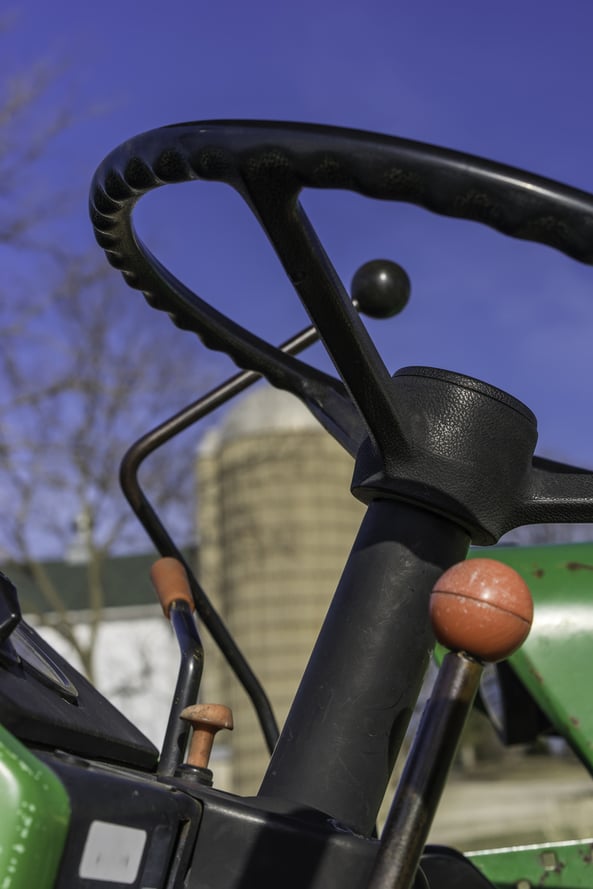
top-left (150, 557), bottom-right (195, 618)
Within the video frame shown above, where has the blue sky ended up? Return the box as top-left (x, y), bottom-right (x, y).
top-left (6, 0), bottom-right (593, 467)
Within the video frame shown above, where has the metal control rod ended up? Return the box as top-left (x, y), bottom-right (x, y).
top-left (366, 559), bottom-right (533, 889)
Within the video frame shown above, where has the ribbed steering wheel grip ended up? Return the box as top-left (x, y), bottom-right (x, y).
top-left (91, 121), bottom-right (593, 264)
top-left (90, 122), bottom-right (593, 480)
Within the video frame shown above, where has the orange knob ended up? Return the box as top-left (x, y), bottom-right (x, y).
top-left (430, 558), bottom-right (533, 662)
top-left (180, 703), bottom-right (233, 769)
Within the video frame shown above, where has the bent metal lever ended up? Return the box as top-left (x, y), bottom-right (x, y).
top-left (150, 557), bottom-right (204, 776)
top-left (90, 121), bottom-right (593, 838)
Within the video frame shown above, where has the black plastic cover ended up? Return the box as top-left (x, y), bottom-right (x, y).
top-left (0, 619), bottom-right (158, 769)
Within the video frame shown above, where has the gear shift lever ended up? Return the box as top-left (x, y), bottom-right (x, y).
top-left (367, 558), bottom-right (533, 889)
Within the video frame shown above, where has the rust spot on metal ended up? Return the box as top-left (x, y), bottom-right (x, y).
top-left (578, 843), bottom-right (593, 864)
top-left (570, 716), bottom-right (580, 727)
top-left (530, 668), bottom-right (544, 683)
top-left (532, 568), bottom-right (545, 579)
top-left (566, 561), bottom-right (593, 572)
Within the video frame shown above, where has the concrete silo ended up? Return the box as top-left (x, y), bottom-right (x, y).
top-left (197, 384), bottom-right (365, 795)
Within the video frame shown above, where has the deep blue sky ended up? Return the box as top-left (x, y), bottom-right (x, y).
top-left (7, 0), bottom-right (593, 467)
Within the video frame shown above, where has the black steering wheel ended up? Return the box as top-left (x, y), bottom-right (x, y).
top-left (89, 121), bottom-right (593, 544)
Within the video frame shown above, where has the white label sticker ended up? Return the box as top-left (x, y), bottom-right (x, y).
top-left (79, 820), bottom-right (147, 883)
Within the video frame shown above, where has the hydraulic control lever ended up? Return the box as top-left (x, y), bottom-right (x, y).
top-left (151, 557), bottom-right (235, 784)
top-left (179, 702), bottom-right (233, 787)
top-left (150, 557), bottom-right (205, 776)
top-left (367, 559), bottom-right (534, 889)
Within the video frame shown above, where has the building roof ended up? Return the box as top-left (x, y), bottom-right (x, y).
top-left (2, 549), bottom-right (197, 617)
top-left (199, 384), bottom-right (321, 455)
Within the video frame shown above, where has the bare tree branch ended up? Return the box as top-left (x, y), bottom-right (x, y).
top-left (0, 39), bottom-right (213, 680)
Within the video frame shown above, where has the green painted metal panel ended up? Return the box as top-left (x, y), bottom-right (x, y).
top-left (470, 542), bottom-right (593, 772)
top-left (470, 838), bottom-right (593, 887)
top-left (0, 724), bottom-right (70, 888)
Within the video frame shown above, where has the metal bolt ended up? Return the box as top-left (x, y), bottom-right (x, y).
top-left (180, 703), bottom-right (233, 769)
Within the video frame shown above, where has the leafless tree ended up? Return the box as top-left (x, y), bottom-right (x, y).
top-left (0, 35), bottom-right (212, 681)
top-left (1, 259), bottom-right (211, 679)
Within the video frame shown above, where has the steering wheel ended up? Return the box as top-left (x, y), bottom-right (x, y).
top-left (90, 121), bottom-right (593, 544)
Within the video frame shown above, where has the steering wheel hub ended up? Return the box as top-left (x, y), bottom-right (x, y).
top-left (352, 367), bottom-right (538, 544)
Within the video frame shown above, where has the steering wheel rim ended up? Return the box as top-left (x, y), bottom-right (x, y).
top-left (90, 120), bottom-right (593, 540)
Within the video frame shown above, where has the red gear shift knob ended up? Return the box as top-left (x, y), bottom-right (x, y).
top-left (430, 557), bottom-right (533, 662)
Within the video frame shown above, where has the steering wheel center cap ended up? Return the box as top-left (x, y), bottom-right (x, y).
top-left (352, 366), bottom-right (538, 546)
top-left (393, 366), bottom-right (536, 425)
